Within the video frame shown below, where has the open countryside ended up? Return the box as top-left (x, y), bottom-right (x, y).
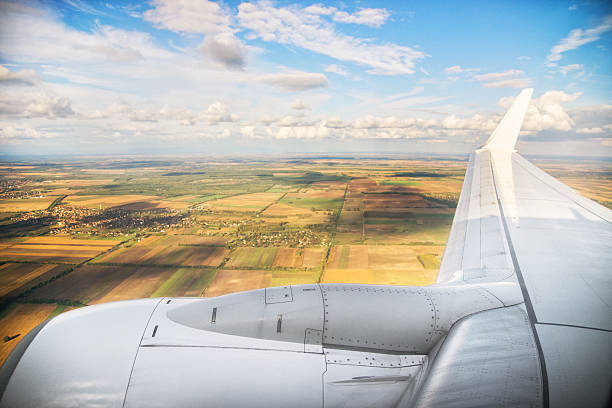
top-left (0, 156), bottom-right (610, 365)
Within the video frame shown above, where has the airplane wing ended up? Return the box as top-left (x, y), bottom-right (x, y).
top-left (1, 90), bottom-right (610, 408)
top-left (417, 88), bottom-right (612, 407)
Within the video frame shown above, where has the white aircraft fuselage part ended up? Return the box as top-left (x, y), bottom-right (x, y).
top-left (1, 89), bottom-right (610, 408)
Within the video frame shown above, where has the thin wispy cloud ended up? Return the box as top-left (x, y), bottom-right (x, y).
top-left (237, 2), bottom-right (425, 75)
top-left (546, 15), bottom-right (612, 66)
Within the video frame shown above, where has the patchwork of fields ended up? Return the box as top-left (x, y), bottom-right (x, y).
top-left (1, 157), bottom-right (610, 365)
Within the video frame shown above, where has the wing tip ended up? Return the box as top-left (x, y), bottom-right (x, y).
top-left (482, 88), bottom-right (533, 152)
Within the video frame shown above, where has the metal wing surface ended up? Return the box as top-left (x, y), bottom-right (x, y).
top-left (1, 90), bottom-right (610, 408)
top-left (428, 88), bottom-right (612, 408)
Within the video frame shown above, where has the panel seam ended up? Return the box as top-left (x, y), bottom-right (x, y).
top-left (488, 152), bottom-right (549, 408)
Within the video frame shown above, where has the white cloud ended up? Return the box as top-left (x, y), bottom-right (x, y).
top-left (304, 4), bottom-right (336, 16)
top-left (303, 4), bottom-right (390, 28)
top-left (325, 64), bottom-right (348, 76)
top-left (475, 70), bottom-right (531, 89)
top-left (559, 64), bottom-right (583, 75)
top-left (202, 101), bottom-right (237, 123)
top-left (0, 124), bottom-right (49, 141)
top-left (258, 71), bottom-right (327, 91)
top-left (240, 126), bottom-right (255, 137)
top-left (482, 78), bottom-right (532, 89)
top-left (0, 65), bottom-right (39, 85)
top-left (515, 91), bottom-right (581, 132)
top-left (332, 8), bottom-right (390, 28)
top-left (546, 15), bottom-right (612, 65)
top-left (475, 69), bottom-right (524, 81)
top-left (0, 4), bottom-right (174, 64)
top-left (237, 2), bottom-right (425, 75)
top-left (269, 124), bottom-right (330, 139)
top-left (444, 65), bottom-right (479, 75)
top-left (0, 90), bottom-right (74, 119)
top-left (200, 32), bottom-right (245, 69)
top-left (129, 109), bottom-right (158, 122)
top-left (576, 127), bottom-right (603, 134)
top-left (143, 0), bottom-right (232, 35)
top-left (291, 99), bottom-right (310, 110)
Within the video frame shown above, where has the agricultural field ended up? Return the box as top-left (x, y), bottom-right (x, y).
top-left (205, 268), bottom-right (321, 297)
top-left (0, 155), bottom-right (610, 367)
top-left (0, 263), bottom-right (71, 301)
top-left (94, 235), bottom-right (228, 267)
top-left (322, 245), bottom-right (442, 286)
top-left (0, 236), bottom-right (122, 263)
top-left (0, 303), bottom-right (60, 366)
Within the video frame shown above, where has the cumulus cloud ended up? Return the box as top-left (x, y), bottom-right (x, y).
top-left (0, 65), bottom-right (40, 85)
top-left (497, 90), bottom-right (582, 132)
top-left (237, 2), bottom-right (425, 75)
top-left (144, 0), bottom-right (247, 69)
top-left (200, 32), bottom-right (245, 69)
top-left (303, 4), bottom-right (390, 28)
top-left (568, 104), bottom-right (612, 133)
top-left (259, 71), bottom-right (327, 91)
top-left (546, 15), bottom-right (612, 65)
top-left (576, 127), bottom-right (603, 134)
top-left (303, 4), bottom-right (336, 16)
top-left (202, 101), bottom-right (237, 123)
top-left (0, 91), bottom-right (74, 119)
top-left (129, 109), bottom-right (158, 122)
top-left (268, 124), bottom-right (330, 139)
top-left (143, 0), bottom-right (232, 35)
top-left (291, 99), bottom-right (310, 110)
top-left (0, 124), bottom-right (48, 141)
top-left (332, 8), bottom-right (390, 28)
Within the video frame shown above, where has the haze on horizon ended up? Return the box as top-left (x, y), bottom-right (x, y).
top-left (0, 0), bottom-right (611, 157)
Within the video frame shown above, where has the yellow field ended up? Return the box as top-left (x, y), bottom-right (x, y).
top-left (205, 269), bottom-right (320, 297)
top-left (64, 195), bottom-right (161, 209)
top-left (0, 236), bottom-right (121, 263)
top-left (205, 192), bottom-right (283, 212)
top-left (0, 197), bottom-right (57, 212)
top-left (12, 172), bottom-right (69, 177)
top-left (321, 268), bottom-right (437, 286)
top-left (90, 266), bottom-right (176, 304)
top-left (0, 304), bottom-right (58, 366)
top-left (322, 245), bottom-right (442, 286)
top-left (558, 177), bottom-right (612, 208)
top-left (39, 179), bottom-right (113, 186)
top-left (262, 204), bottom-right (330, 224)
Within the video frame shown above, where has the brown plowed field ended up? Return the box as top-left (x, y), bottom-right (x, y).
top-left (0, 263), bottom-right (70, 298)
top-left (0, 304), bottom-right (57, 366)
top-left (0, 237), bottom-right (121, 263)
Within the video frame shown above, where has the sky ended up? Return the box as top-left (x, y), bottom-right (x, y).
top-left (0, 0), bottom-right (611, 157)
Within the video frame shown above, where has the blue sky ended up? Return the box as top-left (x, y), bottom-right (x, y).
top-left (0, 0), bottom-right (610, 156)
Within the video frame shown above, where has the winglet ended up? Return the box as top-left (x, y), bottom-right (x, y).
top-left (482, 88), bottom-right (533, 152)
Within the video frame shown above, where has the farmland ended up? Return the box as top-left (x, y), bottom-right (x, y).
top-left (0, 155), bottom-right (610, 366)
